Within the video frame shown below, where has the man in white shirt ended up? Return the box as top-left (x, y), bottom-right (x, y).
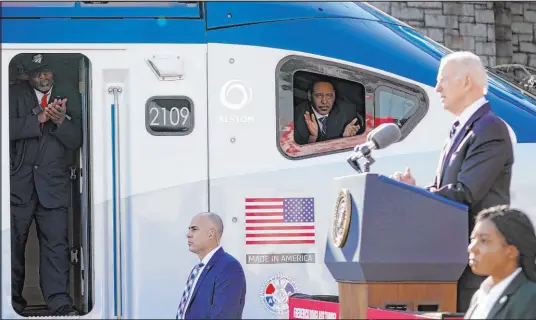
top-left (176, 212), bottom-right (246, 319)
top-left (390, 51), bottom-right (514, 312)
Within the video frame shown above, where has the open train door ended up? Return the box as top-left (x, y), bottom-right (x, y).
top-left (74, 54), bottom-right (93, 315)
top-left (1, 49), bottom-right (93, 318)
top-left (1, 49), bottom-right (16, 320)
top-left (2, 2), bottom-right (210, 319)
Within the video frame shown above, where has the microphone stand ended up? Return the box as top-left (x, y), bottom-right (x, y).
top-left (363, 153), bottom-right (375, 173)
top-left (347, 144), bottom-right (376, 174)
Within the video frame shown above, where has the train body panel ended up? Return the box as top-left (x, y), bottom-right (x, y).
top-left (2, 2), bottom-right (535, 319)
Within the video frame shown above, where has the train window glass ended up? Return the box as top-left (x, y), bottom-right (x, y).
top-left (8, 53), bottom-right (94, 316)
top-left (1, 2), bottom-right (75, 7)
top-left (145, 96), bottom-right (194, 136)
top-left (375, 85), bottom-right (419, 127)
top-left (79, 2), bottom-right (197, 7)
top-left (1, 1), bottom-right (197, 6)
top-left (276, 55), bottom-right (429, 159)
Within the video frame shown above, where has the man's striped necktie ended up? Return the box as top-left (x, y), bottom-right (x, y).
top-left (176, 262), bottom-right (204, 319)
top-left (319, 116), bottom-right (328, 136)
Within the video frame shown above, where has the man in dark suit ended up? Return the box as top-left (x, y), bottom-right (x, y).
top-left (293, 79), bottom-right (365, 145)
top-left (390, 51), bottom-right (514, 312)
top-left (176, 212), bottom-right (246, 319)
top-left (464, 206), bottom-right (536, 319)
top-left (9, 53), bottom-right (82, 316)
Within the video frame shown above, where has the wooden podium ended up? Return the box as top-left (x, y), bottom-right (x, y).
top-left (325, 174), bottom-right (468, 319)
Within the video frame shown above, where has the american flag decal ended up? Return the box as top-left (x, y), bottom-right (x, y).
top-left (245, 198), bottom-right (316, 245)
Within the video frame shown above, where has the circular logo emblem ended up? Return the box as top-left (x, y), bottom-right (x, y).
top-left (332, 188), bottom-right (352, 248)
top-left (260, 274), bottom-right (298, 315)
top-left (219, 79), bottom-right (252, 110)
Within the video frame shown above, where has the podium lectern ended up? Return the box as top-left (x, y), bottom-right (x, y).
top-left (325, 173), bottom-right (468, 319)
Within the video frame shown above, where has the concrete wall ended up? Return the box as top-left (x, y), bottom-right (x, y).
top-left (368, 1), bottom-right (536, 67)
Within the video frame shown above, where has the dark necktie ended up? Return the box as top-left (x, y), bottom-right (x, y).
top-left (449, 120), bottom-right (460, 140)
top-left (319, 116), bottom-right (328, 136)
top-left (436, 119), bottom-right (461, 189)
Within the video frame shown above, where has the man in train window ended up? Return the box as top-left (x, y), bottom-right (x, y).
top-left (9, 53), bottom-right (82, 316)
top-left (293, 78), bottom-right (365, 145)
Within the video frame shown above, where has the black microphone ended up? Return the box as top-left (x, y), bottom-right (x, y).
top-left (347, 123), bottom-right (402, 171)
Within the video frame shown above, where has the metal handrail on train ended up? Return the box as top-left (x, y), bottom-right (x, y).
top-left (108, 85), bottom-right (123, 319)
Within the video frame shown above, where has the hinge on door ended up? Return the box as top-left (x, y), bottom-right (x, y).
top-left (70, 247), bottom-right (80, 265)
top-left (70, 167), bottom-right (78, 180)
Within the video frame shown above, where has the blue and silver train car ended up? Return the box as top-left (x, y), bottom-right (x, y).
top-left (2, 2), bottom-right (535, 319)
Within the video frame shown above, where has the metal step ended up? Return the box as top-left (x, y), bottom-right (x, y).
top-left (21, 304), bottom-right (50, 317)
top-left (21, 304), bottom-right (85, 318)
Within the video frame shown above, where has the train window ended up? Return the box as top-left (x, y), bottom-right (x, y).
top-left (1, 2), bottom-right (201, 19)
top-left (79, 2), bottom-right (197, 7)
top-left (0, 1), bottom-right (198, 7)
top-left (1, 1), bottom-right (197, 7)
top-left (1, 2), bottom-right (75, 7)
top-left (375, 85), bottom-right (419, 127)
top-left (145, 96), bottom-right (194, 136)
top-left (276, 55), bottom-right (428, 159)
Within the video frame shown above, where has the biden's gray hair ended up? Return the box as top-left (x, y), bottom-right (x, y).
top-left (440, 51), bottom-right (489, 95)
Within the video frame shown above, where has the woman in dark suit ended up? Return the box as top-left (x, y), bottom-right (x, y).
top-left (465, 205), bottom-right (536, 319)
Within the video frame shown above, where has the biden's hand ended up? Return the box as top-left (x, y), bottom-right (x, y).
top-left (390, 167), bottom-right (416, 186)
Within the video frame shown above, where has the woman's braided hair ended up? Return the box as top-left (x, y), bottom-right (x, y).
top-left (476, 205), bottom-right (536, 282)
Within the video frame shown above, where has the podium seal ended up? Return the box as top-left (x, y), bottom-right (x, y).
top-left (332, 188), bottom-right (352, 248)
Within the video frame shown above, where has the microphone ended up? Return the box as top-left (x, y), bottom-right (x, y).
top-left (347, 123), bottom-right (402, 171)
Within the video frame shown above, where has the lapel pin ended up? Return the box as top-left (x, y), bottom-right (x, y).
top-left (499, 296), bottom-right (507, 304)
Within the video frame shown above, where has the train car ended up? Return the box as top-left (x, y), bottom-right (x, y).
top-left (2, 1), bottom-right (535, 319)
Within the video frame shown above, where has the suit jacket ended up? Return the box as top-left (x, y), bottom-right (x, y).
top-left (9, 81), bottom-right (82, 208)
top-left (427, 103), bottom-right (514, 234)
top-left (293, 99), bottom-right (365, 145)
top-left (464, 271), bottom-right (536, 319)
top-left (184, 247), bottom-right (246, 319)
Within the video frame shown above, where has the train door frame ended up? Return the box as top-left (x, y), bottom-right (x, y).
top-left (5, 52), bottom-right (93, 317)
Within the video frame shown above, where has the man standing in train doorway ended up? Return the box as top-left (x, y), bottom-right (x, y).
top-left (9, 53), bottom-right (82, 316)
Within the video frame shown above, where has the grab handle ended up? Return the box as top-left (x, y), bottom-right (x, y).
top-left (108, 86), bottom-right (123, 318)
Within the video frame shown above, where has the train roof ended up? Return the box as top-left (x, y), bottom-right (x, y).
top-left (2, 1), bottom-right (536, 142)
top-left (0, 2), bottom-right (394, 24)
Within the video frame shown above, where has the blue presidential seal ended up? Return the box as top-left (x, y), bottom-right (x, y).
top-left (332, 188), bottom-right (352, 248)
top-left (260, 274), bottom-right (298, 315)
